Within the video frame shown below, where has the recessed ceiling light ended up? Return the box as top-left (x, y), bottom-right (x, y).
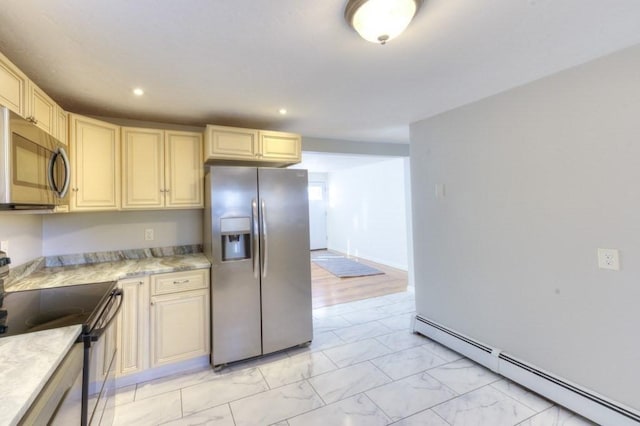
top-left (133, 88), bottom-right (144, 96)
top-left (278, 108), bottom-right (288, 115)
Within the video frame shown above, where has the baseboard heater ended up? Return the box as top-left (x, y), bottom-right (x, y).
top-left (414, 315), bottom-right (640, 426)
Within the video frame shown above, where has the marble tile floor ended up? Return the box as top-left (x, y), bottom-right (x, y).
top-left (112, 288), bottom-right (596, 426)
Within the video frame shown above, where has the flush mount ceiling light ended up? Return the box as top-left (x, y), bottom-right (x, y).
top-left (345, 0), bottom-right (423, 45)
top-left (132, 87), bottom-right (144, 96)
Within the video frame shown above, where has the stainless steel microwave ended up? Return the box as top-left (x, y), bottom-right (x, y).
top-left (0, 105), bottom-right (70, 210)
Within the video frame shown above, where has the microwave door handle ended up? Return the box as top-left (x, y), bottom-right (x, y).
top-left (47, 147), bottom-right (71, 198)
top-left (58, 147), bottom-right (71, 198)
top-left (48, 151), bottom-right (60, 193)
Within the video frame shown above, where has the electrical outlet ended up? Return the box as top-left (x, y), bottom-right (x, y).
top-left (0, 240), bottom-right (8, 254)
top-left (144, 228), bottom-right (154, 241)
top-left (597, 248), bottom-right (620, 271)
top-left (435, 183), bottom-right (445, 199)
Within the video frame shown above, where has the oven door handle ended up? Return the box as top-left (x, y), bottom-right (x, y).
top-left (89, 288), bottom-right (123, 341)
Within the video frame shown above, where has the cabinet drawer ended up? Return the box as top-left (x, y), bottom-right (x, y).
top-left (151, 269), bottom-right (209, 295)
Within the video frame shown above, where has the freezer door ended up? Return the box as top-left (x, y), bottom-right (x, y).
top-left (208, 166), bottom-right (262, 366)
top-left (258, 168), bottom-right (313, 354)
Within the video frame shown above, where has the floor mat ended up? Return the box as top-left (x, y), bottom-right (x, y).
top-left (311, 252), bottom-right (385, 278)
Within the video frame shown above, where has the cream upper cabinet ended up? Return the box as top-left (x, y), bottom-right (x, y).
top-left (165, 130), bottom-right (203, 208)
top-left (0, 50), bottom-right (28, 116)
top-left (122, 128), bottom-right (203, 210)
top-left (259, 130), bottom-right (301, 163)
top-left (25, 81), bottom-right (57, 136)
top-left (149, 269), bottom-right (210, 368)
top-left (205, 125), bottom-right (258, 161)
top-left (56, 105), bottom-right (68, 145)
top-left (122, 127), bottom-right (165, 209)
top-left (69, 114), bottom-right (121, 211)
top-left (116, 277), bottom-right (150, 377)
top-left (205, 124), bottom-right (301, 166)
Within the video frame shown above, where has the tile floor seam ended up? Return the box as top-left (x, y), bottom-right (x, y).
top-left (356, 391), bottom-right (394, 425)
top-left (368, 358), bottom-right (396, 382)
top-left (426, 380), bottom-right (537, 424)
top-left (305, 377), bottom-right (330, 406)
top-left (488, 380), bottom-right (546, 414)
top-left (256, 364), bottom-right (272, 390)
top-left (228, 402), bottom-right (238, 426)
top-left (432, 407), bottom-right (455, 426)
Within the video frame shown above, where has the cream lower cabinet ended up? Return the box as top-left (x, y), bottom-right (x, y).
top-left (205, 124), bottom-right (301, 166)
top-left (69, 114), bottom-right (121, 211)
top-left (122, 127), bottom-right (203, 210)
top-left (116, 277), bottom-right (150, 377)
top-left (150, 269), bottom-right (210, 368)
top-left (116, 269), bottom-right (210, 377)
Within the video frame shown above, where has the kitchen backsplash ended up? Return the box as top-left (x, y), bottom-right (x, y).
top-left (7, 244), bottom-right (202, 285)
top-left (44, 244), bottom-right (203, 267)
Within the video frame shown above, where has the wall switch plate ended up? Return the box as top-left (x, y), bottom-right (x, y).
top-left (435, 183), bottom-right (446, 199)
top-left (0, 240), bottom-right (8, 254)
top-left (144, 229), bottom-right (154, 241)
top-left (597, 248), bottom-right (620, 271)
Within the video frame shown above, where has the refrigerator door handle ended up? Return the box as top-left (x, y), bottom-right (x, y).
top-left (252, 199), bottom-right (259, 279)
top-left (261, 199), bottom-right (268, 278)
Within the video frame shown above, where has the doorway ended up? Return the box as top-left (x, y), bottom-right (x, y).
top-left (308, 181), bottom-right (327, 250)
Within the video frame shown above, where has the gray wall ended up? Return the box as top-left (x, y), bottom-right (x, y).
top-left (410, 43), bottom-right (640, 411)
top-left (0, 214), bottom-right (43, 266)
top-left (43, 210), bottom-right (202, 256)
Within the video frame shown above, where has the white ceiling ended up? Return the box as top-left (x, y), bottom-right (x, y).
top-left (1, 1), bottom-right (640, 144)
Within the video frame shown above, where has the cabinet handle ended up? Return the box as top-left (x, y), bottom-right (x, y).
top-left (72, 188), bottom-right (79, 192)
top-left (138, 281), bottom-right (144, 285)
top-left (173, 279), bottom-right (189, 284)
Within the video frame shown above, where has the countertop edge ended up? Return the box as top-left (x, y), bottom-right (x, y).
top-left (0, 325), bottom-right (82, 425)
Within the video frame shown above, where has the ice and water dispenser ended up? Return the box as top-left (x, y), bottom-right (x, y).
top-left (220, 217), bottom-right (251, 261)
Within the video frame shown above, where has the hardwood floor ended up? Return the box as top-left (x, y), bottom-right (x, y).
top-left (311, 250), bottom-right (408, 308)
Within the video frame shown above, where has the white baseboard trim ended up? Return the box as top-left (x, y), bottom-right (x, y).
top-left (414, 315), bottom-right (640, 426)
top-left (115, 355), bottom-right (209, 389)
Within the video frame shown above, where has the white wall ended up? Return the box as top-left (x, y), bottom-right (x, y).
top-left (0, 214), bottom-right (43, 266)
top-left (327, 157), bottom-right (409, 270)
top-left (43, 210), bottom-right (202, 256)
top-left (410, 44), bottom-right (640, 411)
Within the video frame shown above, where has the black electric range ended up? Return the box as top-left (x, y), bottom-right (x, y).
top-left (0, 281), bottom-right (118, 338)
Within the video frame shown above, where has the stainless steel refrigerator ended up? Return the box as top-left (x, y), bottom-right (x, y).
top-left (204, 166), bottom-right (313, 367)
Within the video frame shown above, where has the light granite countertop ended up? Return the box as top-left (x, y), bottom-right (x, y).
top-left (0, 325), bottom-right (82, 425)
top-left (6, 253), bottom-right (211, 292)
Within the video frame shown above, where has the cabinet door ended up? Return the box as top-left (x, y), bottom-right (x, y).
top-left (258, 130), bottom-right (301, 163)
top-left (165, 130), bottom-right (203, 208)
top-left (56, 105), bottom-right (68, 145)
top-left (150, 289), bottom-right (209, 367)
top-left (204, 125), bottom-right (258, 161)
top-left (0, 51), bottom-right (27, 116)
top-left (69, 114), bottom-right (121, 211)
top-left (27, 81), bottom-right (57, 136)
top-left (116, 277), bottom-right (150, 377)
top-left (121, 127), bottom-right (165, 210)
